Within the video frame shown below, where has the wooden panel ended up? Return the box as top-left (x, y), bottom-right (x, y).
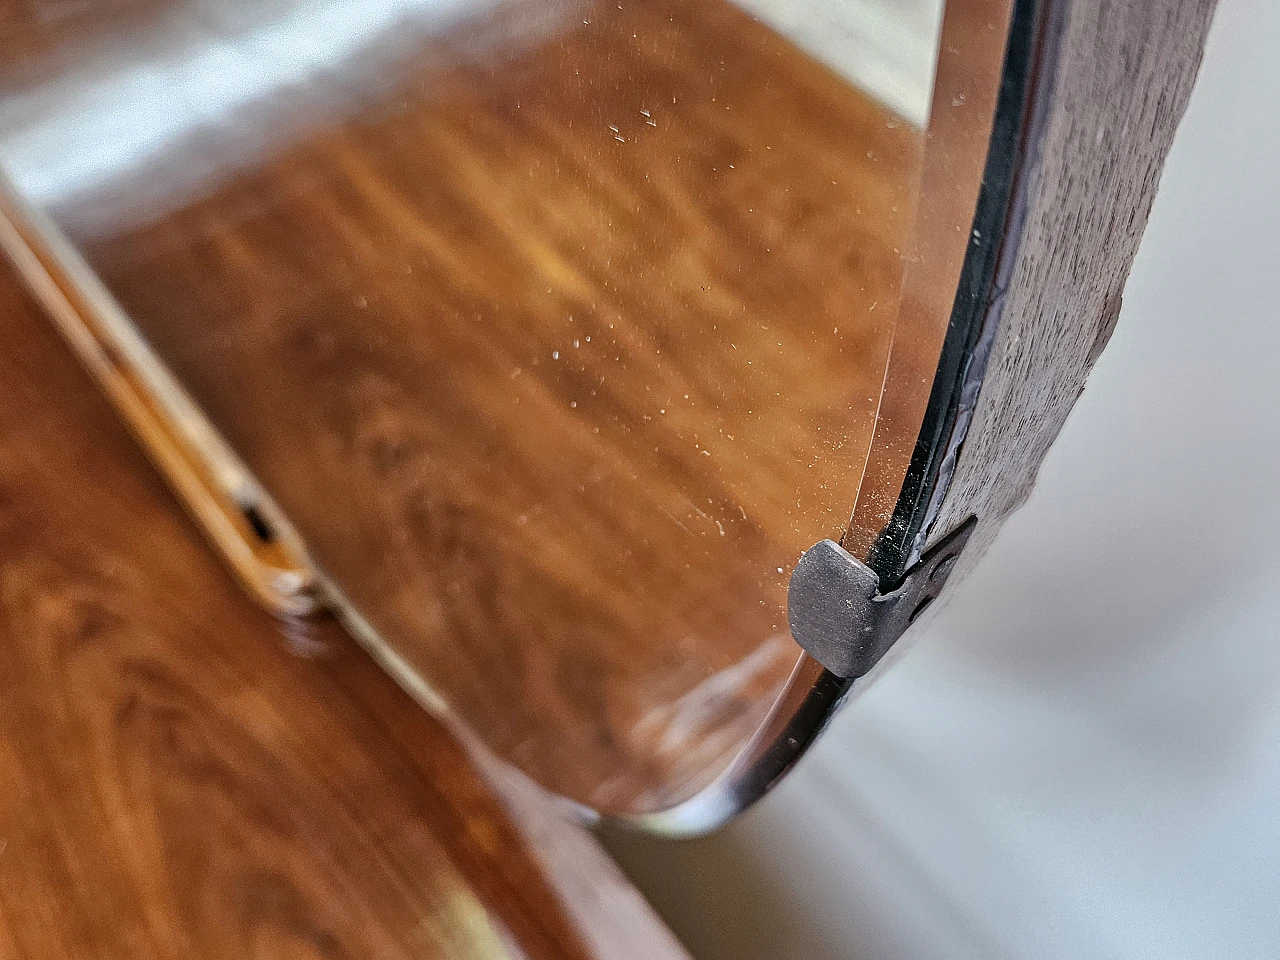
top-left (3, 0), bottom-right (926, 812)
top-left (0, 262), bottom-right (688, 959)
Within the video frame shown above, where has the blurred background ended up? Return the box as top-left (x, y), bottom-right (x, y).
top-left (606, 0), bottom-right (1280, 956)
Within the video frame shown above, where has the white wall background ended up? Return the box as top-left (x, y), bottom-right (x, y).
top-left (735, 0), bottom-right (943, 126)
top-left (607, 0), bottom-right (1280, 956)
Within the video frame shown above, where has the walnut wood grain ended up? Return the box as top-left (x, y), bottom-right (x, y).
top-left (6, 0), bottom-right (926, 813)
top-left (0, 262), bottom-right (687, 959)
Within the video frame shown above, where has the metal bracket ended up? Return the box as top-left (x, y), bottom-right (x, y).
top-left (787, 517), bottom-right (977, 679)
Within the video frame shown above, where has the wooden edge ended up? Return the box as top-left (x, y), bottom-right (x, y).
top-left (894, 0), bottom-right (1217, 633)
top-left (0, 178), bottom-right (321, 618)
top-left (475, 749), bottom-right (696, 960)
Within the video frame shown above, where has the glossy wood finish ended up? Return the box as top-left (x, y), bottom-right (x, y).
top-left (1, 0), bottom-right (926, 813)
top-left (0, 263), bottom-right (686, 959)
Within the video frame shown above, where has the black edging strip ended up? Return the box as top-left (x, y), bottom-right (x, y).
top-left (865, 0), bottom-right (1053, 588)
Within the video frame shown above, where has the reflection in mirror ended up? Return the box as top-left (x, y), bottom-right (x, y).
top-left (0, 0), bottom-right (1007, 822)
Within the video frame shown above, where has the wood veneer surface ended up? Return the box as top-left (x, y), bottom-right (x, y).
top-left (0, 263), bottom-right (628, 959)
top-left (2, 0), bottom-right (925, 812)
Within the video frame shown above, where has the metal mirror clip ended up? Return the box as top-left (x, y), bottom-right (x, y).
top-left (788, 516), bottom-right (978, 679)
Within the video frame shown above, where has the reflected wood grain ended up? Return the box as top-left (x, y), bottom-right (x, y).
top-left (0, 262), bottom-right (685, 959)
top-left (4, 0), bottom-right (924, 812)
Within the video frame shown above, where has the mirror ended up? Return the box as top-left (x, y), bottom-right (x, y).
top-left (0, 0), bottom-right (1015, 824)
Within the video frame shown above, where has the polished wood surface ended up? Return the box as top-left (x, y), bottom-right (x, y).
top-left (0, 262), bottom-right (684, 958)
top-left (1, 0), bottom-right (924, 813)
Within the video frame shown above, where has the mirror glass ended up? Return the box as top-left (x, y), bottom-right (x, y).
top-left (0, 0), bottom-right (1006, 816)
